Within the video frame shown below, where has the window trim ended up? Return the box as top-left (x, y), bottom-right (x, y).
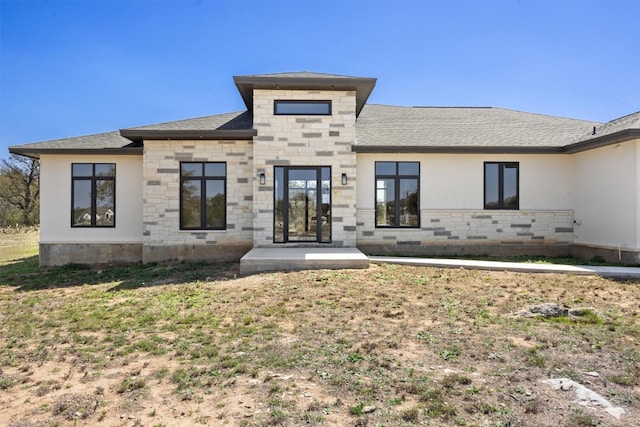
top-left (179, 161), bottom-right (227, 230)
top-left (484, 161), bottom-right (519, 210)
top-left (375, 161), bottom-right (420, 228)
top-left (274, 100), bottom-right (332, 116)
top-left (71, 163), bottom-right (116, 228)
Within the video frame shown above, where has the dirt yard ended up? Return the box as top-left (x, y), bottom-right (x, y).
top-left (0, 232), bottom-right (638, 426)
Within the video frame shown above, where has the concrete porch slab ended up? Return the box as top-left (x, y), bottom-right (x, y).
top-left (240, 247), bottom-right (370, 275)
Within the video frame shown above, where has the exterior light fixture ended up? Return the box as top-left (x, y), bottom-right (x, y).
top-left (259, 173), bottom-right (266, 185)
top-left (341, 173), bottom-right (348, 185)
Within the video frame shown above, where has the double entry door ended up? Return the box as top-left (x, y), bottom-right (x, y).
top-left (274, 166), bottom-right (331, 243)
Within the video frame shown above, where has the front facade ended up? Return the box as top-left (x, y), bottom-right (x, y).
top-left (9, 72), bottom-right (640, 266)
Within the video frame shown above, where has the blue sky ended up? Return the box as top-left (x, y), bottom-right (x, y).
top-left (1, 0), bottom-right (639, 159)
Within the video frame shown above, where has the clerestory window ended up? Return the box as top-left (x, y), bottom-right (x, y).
top-left (274, 100), bottom-right (332, 115)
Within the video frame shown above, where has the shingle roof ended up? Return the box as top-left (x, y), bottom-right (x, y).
top-left (8, 98), bottom-right (638, 157)
top-left (355, 105), bottom-right (601, 152)
top-left (569, 110), bottom-right (640, 143)
top-left (8, 112), bottom-right (253, 157)
top-left (127, 110), bottom-right (252, 131)
top-left (8, 131), bottom-right (140, 158)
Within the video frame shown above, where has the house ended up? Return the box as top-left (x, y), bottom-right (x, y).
top-left (8, 72), bottom-right (640, 272)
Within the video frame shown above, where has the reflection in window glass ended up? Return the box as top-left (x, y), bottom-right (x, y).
top-left (180, 162), bottom-right (226, 229)
top-left (484, 162), bottom-right (519, 210)
top-left (72, 163), bottom-right (115, 227)
top-left (375, 162), bottom-right (419, 227)
top-left (274, 100), bottom-right (331, 115)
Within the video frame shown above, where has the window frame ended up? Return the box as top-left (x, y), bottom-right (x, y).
top-left (273, 100), bottom-right (332, 116)
top-left (71, 163), bottom-right (116, 228)
top-left (179, 162), bottom-right (227, 230)
top-left (484, 161), bottom-right (519, 210)
top-left (374, 161), bottom-right (420, 228)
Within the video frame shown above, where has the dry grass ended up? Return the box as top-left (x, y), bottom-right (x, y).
top-left (1, 232), bottom-right (639, 426)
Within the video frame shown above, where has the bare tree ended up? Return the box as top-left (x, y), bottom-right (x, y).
top-left (0, 155), bottom-right (40, 226)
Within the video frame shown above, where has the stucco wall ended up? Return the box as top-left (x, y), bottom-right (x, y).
top-left (251, 89), bottom-right (358, 247)
top-left (38, 154), bottom-right (143, 266)
top-left (355, 153), bottom-right (573, 210)
top-left (142, 140), bottom-right (253, 262)
top-left (40, 154), bottom-right (143, 244)
top-left (571, 139), bottom-right (639, 250)
top-left (354, 153), bottom-right (574, 254)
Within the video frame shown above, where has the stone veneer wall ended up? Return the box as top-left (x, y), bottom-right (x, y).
top-left (356, 209), bottom-right (574, 256)
top-left (142, 140), bottom-right (253, 262)
top-left (251, 89), bottom-right (358, 247)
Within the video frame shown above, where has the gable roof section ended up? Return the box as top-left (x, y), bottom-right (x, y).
top-left (354, 105), bottom-right (602, 153)
top-left (233, 71), bottom-right (377, 117)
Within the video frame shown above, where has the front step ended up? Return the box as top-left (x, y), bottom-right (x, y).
top-left (240, 247), bottom-right (369, 275)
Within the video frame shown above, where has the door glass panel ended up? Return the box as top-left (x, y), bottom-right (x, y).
top-left (274, 167), bottom-right (331, 243)
top-left (274, 168), bottom-right (285, 242)
top-left (288, 169), bottom-right (318, 241)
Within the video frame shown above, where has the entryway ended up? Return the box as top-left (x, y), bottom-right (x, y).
top-left (274, 166), bottom-right (331, 243)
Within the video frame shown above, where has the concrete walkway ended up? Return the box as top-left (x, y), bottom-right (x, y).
top-left (370, 256), bottom-right (640, 279)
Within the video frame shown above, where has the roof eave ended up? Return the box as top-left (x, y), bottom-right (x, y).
top-left (8, 146), bottom-right (143, 159)
top-left (352, 145), bottom-right (564, 154)
top-left (233, 75), bottom-right (377, 117)
top-left (562, 129), bottom-right (640, 153)
top-left (120, 129), bottom-right (257, 142)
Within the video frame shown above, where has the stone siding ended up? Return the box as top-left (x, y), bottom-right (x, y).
top-left (357, 209), bottom-right (574, 256)
top-left (142, 140), bottom-right (253, 263)
top-left (251, 89), bottom-right (358, 247)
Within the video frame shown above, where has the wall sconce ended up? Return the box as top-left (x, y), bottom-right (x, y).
top-left (341, 173), bottom-right (348, 185)
top-left (259, 173), bottom-right (266, 185)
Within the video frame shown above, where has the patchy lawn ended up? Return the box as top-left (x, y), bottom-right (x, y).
top-left (1, 232), bottom-right (638, 426)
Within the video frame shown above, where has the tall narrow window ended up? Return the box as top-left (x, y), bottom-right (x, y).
top-left (180, 162), bottom-right (226, 229)
top-left (484, 162), bottom-right (519, 209)
top-left (72, 163), bottom-right (116, 227)
top-left (375, 161), bottom-right (420, 227)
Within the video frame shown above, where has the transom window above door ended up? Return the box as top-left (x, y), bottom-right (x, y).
top-left (274, 100), bottom-right (332, 115)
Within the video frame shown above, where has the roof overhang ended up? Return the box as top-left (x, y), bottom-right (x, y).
top-left (352, 145), bottom-right (565, 154)
top-left (8, 146), bottom-right (143, 159)
top-left (563, 129), bottom-right (640, 153)
top-left (120, 129), bottom-right (257, 143)
top-left (233, 75), bottom-right (376, 117)
top-left (353, 129), bottom-right (640, 154)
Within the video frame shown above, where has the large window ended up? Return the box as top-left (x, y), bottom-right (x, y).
top-left (375, 161), bottom-right (419, 227)
top-left (274, 100), bottom-right (332, 115)
top-left (484, 162), bottom-right (519, 209)
top-left (72, 163), bottom-right (115, 227)
top-left (180, 162), bottom-right (226, 230)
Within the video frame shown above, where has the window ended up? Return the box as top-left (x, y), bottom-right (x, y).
top-left (180, 162), bottom-right (226, 229)
top-left (274, 100), bottom-right (331, 115)
top-left (484, 162), bottom-right (519, 209)
top-left (72, 163), bottom-right (115, 227)
top-left (375, 161), bottom-right (419, 227)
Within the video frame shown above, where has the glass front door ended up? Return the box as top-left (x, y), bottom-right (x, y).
top-left (274, 167), bottom-right (331, 243)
